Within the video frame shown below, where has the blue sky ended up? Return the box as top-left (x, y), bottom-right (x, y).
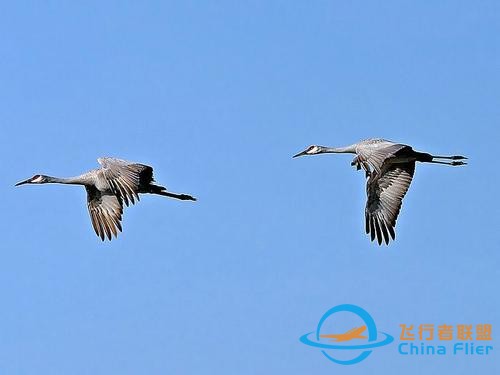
top-left (0, 1), bottom-right (498, 374)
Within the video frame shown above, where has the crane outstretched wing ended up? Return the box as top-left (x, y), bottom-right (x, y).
top-left (356, 142), bottom-right (410, 174)
top-left (86, 186), bottom-right (124, 241)
top-left (97, 157), bottom-right (154, 206)
top-left (365, 162), bottom-right (415, 245)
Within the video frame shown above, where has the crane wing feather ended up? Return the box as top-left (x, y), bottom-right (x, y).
top-left (365, 162), bottom-right (415, 245)
top-left (356, 143), bottom-right (410, 174)
top-left (86, 186), bottom-right (123, 241)
top-left (97, 157), bottom-right (154, 206)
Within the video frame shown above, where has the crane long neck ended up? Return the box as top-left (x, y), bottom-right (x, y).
top-left (322, 144), bottom-right (357, 154)
top-left (45, 175), bottom-right (91, 185)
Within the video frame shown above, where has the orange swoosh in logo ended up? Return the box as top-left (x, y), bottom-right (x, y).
top-left (320, 326), bottom-right (368, 342)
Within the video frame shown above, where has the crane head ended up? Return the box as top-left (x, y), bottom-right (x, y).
top-left (293, 145), bottom-right (323, 158)
top-left (15, 174), bottom-right (49, 186)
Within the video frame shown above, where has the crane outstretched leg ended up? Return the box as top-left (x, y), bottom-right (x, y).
top-left (148, 184), bottom-right (196, 201)
top-left (428, 160), bottom-right (467, 166)
top-left (157, 191), bottom-right (197, 201)
top-left (414, 152), bottom-right (467, 166)
top-left (429, 155), bottom-right (467, 166)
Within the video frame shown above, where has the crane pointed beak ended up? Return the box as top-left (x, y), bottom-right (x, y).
top-left (292, 150), bottom-right (308, 158)
top-left (15, 178), bottom-right (31, 186)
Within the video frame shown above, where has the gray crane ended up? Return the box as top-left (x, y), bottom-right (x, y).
top-left (15, 157), bottom-right (196, 241)
top-left (293, 138), bottom-right (467, 245)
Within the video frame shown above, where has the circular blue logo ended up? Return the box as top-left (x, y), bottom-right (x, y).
top-left (300, 304), bottom-right (394, 365)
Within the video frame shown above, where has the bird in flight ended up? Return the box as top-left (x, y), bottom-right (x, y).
top-left (15, 157), bottom-right (196, 241)
top-left (293, 138), bottom-right (467, 245)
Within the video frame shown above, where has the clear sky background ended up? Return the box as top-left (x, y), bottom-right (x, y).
top-left (0, 1), bottom-right (498, 374)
